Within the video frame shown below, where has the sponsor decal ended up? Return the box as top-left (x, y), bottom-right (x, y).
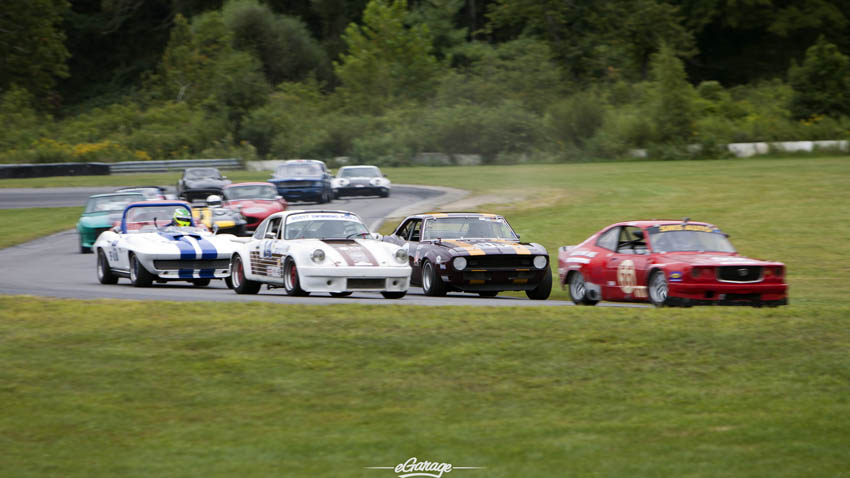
top-left (566, 257), bottom-right (590, 264)
top-left (287, 212), bottom-right (356, 223)
top-left (669, 271), bottom-right (683, 282)
top-left (653, 224), bottom-right (720, 233)
top-left (570, 249), bottom-right (598, 258)
top-left (366, 457), bottom-right (483, 478)
top-left (617, 259), bottom-right (637, 294)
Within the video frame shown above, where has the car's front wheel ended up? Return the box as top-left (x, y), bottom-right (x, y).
top-left (283, 257), bottom-right (309, 296)
top-left (79, 236), bottom-right (92, 254)
top-left (648, 270), bottom-right (669, 307)
top-left (231, 254), bottom-right (260, 294)
top-left (526, 268), bottom-right (553, 300)
top-left (129, 253), bottom-right (154, 287)
top-left (421, 260), bottom-right (447, 297)
top-left (568, 271), bottom-right (598, 305)
top-left (96, 250), bottom-right (118, 284)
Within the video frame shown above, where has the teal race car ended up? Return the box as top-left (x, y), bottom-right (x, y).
top-left (77, 192), bottom-right (146, 253)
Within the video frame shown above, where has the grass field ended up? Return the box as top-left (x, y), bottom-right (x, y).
top-left (0, 207), bottom-right (82, 249)
top-left (1, 297), bottom-right (849, 477)
top-left (2, 156), bottom-right (849, 476)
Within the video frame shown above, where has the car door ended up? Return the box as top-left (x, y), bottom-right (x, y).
top-left (251, 216), bottom-right (282, 281)
top-left (603, 226), bottom-right (651, 301)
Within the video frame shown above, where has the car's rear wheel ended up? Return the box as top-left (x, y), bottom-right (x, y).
top-left (129, 253), bottom-right (154, 287)
top-left (648, 270), bottom-right (669, 307)
top-left (381, 291), bottom-right (406, 299)
top-left (283, 257), bottom-right (309, 296)
top-left (97, 250), bottom-right (118, 284)
top-left (192, 278), bottom-right (211, 287)
top-left (330, 291), bottom-right (352, 297)
top-left (231, 254), bottom-right (261, 294)
top-left (526, 268), bottom-right (553, 300)
top-left (421, 260), bottom-right (447, 297)
top-left (568, 271), bottom-right (598, 305)
top-left (478, 291), bottom-right (498, 297)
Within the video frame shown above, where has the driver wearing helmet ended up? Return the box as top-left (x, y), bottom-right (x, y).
top-left (172, 208), bottom-right (192, 227)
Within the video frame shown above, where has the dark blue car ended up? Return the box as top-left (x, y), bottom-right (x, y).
top-left (268, 160), bottom-right (333, 204)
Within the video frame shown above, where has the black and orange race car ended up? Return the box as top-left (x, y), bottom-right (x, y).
top-left (383, 212), bottom-right (552, 299)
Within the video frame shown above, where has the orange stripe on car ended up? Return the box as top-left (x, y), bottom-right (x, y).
top-left (445, 240), bottom-right (486, 256)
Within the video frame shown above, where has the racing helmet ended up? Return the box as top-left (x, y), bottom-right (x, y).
top-left (173, 208), bottom-right (191, 227)
top-left (206, 194), bottom-right (222, 207)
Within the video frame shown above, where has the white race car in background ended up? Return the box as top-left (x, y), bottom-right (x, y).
top-left (229, 210), bottom-right (411, 298)
top-left (331, 165), bottom-right (391, 198)
top-left (94, 201), bottom-right (238, 287)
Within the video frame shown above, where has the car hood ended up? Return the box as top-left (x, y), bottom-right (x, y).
top-left (290, 238), bottom-right (405, 267)
top-left (432, 239), bottom-right (548, 256)
top-left (654, 252), bottom-right (781, 266)
top-left (228, 199), bottom-right (281, 210)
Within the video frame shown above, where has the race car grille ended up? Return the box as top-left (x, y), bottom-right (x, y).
top-left (346, 278), bottom-right (385, 289)
top-left (465, 255), bottom-right (535, 269)
top-left (153, 259), bottom-right (230, 270)
top-left (717, 266), bottom-right (763, 283)
top-left (278, 181), bottom-right (313, 188)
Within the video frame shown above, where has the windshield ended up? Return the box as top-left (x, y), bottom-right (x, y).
top-left (648, 225), bottom-right (735, 253)
top-left (340, 167), bottom-right (380, 178)
top-left (275, 163), bottom-right (322, 177)
top-left (124, 205), bottom-right (200, 232)
top-left (185, 168), bottom-right (220, 179)
top-left (224, 185), bottom-right (278, 200)
top-left (84, 194), bottom-right (144, 213)
top-left (423, 216), bottom-right (518, 240)
top-left (284, 212), bottom-right (369, 240)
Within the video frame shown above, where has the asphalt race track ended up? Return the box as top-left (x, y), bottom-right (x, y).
top-left (0, 184), bottom-right (616, 307)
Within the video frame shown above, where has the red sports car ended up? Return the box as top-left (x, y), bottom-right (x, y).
top-left (558, 220), bottom-right (788, 307)
top-left (222, 182), bottom-right (287, 231)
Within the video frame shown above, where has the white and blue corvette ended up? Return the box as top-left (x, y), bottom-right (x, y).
top-left (229, 210), bottom-right (411, 298)
top-left (94, 201), bottom-right (238, 287)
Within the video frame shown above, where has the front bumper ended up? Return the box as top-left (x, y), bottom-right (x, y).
top-left (140, 255), bottom-right (232, 280)
top-left (441, 267), bottom-right (548, 291)
top-left (276, 187), bottom-right (325, 201)
top-left (335, 186), bottom-right (388, 197)
top-left (299, 265), bottom-right (410, 292)
top-left (667, 282), bottom-right (788, 306)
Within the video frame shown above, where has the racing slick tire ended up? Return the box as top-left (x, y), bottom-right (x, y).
top-left (330, 291), bottom-right (352, 297)
top-left (96, 249), bottom-right (119, 285)
top-left (478, 291), bottom-right (499, 297)
top-left (421, 260), bottom-right (447, 297)
top-left (224, 276), bottom-right (233, 289)
top-left (129, 253), bottom-right (154, 287)
top-left (231, 254), bottom-right (261, 294)
top-left (526, 268), bottom-right (553, 300)
top-left (192, 278), bottom-right (211, 287)
top-left (648, 270), bottom-right (670, 307)
top-left (568, 271), bottom-right (598, 305)
top-left (381, 291), bottom-right (406, 299)
top-left (283, 257), bottom-right (310, 296)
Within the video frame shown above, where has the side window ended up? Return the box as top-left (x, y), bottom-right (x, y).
top-left (596, 227), bottom-right (619, 251)
top-left (266, 217), bottom-right (282, 239)
top-left (617, 226), bottom-right (646, 254)
top-left (395, 220), bottom-right (414, 239)
top-left (253, 218), bottom-right (269, 240)
top-left (409, 220), bottom-right (422, 242)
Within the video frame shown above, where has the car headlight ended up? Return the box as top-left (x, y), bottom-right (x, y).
top-left (453, 256), bottom-right (467, 270)
top-left (394, 248), bottom-right (408, 263)
top-left (370, 178), bottom-right (380, 186)
top-left (311, 249), bottom-right (325, 263)
top-left (533, 256), bottom-right (547, 269)
top-left (339, 179), bottom-right (349, 186)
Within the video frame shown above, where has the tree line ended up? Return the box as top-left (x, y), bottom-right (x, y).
top-left (2, 0), bottom-right (849, 164)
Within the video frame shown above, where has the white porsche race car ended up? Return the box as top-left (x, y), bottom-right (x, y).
top-left (94, 201), bottom-right (239, 287)
top-left (331, 165), bottom-right (391, 198)
top-left (229, 210), bottom-right (411, 298)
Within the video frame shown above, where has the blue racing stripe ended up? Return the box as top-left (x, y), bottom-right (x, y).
top-left (159, 232), bottom-right (197, 259)
top-left (195, 237), bottom-right (218, 259)
top-left (198, 269), bottom-right (216, 278)
top-left (178, 269), bottom-right (194, 278)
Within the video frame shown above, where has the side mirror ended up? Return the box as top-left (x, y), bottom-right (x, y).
top-left (516, 234), bottom-right (521, 240)
top-left (383, 174), bottom-right (388, 178)
top-left (372, 233), bottom-right (383, 240)
top-left (265, 232), bottom-right (276, 239)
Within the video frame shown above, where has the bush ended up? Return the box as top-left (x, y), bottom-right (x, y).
top-left (544, 91), bottom-right (605, 149)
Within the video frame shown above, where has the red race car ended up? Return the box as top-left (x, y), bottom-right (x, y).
top-left (222, 182), bottom-right (288, 231)
top-left (558, 219), bottom-right (788, 307)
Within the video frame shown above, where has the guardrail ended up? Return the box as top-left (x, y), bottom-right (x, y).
top-left (0, 162), bottom-right (111, 179)
top-left (109, 158), bottom-right (243, 173)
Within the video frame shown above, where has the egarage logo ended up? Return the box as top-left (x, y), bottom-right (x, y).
top-left (365, 457), bottom-right (484, 478)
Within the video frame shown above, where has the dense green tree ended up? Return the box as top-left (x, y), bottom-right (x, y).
top-left (788, 35), bottom-right (850, 119)
top-left (334, 0), bottom-right (442, 112)
top-left (0, 0), bottom-right (70, 102)
top-left (647, 43), bottom-right (697, 142)
top-left (223, 0), bottom-right (331, 85)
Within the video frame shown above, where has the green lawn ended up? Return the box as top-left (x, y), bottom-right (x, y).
top-left (0, 207), bottom-right (83, 249)
top-left (1, 297), bottom-right (848, 477)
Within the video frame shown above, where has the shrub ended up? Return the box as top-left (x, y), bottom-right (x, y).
top-left (544, 91), bottom-right (606, 149)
